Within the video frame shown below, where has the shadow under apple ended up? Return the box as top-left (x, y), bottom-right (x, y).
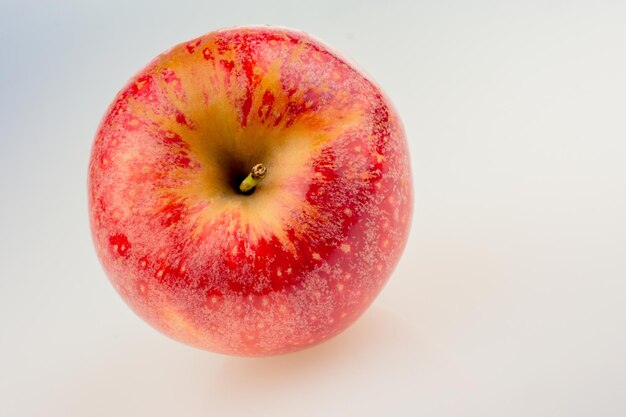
top-left (205, 306), bottom-right (424, 414)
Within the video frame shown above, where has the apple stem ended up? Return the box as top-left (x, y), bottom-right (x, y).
top-left (239, 163), bottom-right (267, 193)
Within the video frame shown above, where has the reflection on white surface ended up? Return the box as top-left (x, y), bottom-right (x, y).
top-left (1, 0), bottom-right (626, 416)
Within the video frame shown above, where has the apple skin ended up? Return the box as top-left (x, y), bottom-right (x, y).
top-left (89, 27), bottom-right (412, 356)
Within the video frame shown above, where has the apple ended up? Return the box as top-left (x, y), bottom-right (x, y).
top-left (88, 27), bottom-right (412, 356)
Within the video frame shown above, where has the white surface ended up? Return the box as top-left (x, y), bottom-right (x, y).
top-left (1, 1), bottom-right (625, 416)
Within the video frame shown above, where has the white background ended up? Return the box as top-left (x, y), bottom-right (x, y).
top-left (1, 1), bottom-right (625, 416)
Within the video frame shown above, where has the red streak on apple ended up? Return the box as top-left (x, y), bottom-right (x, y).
top-left (89, 27), bottom-right (412, 356)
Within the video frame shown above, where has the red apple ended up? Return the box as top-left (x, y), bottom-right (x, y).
top-left (88, 27), bottom-right (412, 356)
